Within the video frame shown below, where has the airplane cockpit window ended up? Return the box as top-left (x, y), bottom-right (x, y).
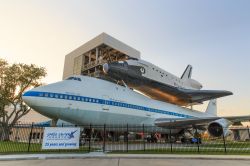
top-left (66, 77), bottom-right (82, 81)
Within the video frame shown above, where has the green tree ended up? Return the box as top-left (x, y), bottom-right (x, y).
top-left (0, 58), bottom-right (46, 140)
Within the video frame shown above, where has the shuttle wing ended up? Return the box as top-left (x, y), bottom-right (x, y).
top-left (154, 115), bottom-right (250, 128)
top-left (178, 88), bottom-right (233, 104)
top-left (136, 80), bottom-right (232, 106)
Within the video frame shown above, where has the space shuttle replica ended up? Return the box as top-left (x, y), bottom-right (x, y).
top-left (102, 58), bottom-right (232, 106)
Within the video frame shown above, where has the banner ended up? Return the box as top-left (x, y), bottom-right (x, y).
top-left (42, 127), bottom-right (80, 149)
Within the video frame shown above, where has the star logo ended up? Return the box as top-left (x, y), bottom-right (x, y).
top-left (68, 130), bottom-right (77, 139)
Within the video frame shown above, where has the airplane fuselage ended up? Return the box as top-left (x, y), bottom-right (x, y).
top-left (23, 75), bottom-right (212, 133)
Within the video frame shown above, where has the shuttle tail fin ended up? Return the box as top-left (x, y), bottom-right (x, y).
top-left (181, 65), bottom-right (192, 79)
top-left (205, 99), bottom-right (217, 116)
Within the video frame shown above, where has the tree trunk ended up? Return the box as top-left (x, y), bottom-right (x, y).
top-left (0, 124), bottom-right (11, 141)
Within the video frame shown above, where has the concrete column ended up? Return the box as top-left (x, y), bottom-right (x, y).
top-left (96, 48), bottom-right (99, 63)
top-left (89, 51), bottom-right (91, 64)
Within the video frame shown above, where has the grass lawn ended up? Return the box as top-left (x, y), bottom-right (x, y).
top-left (110, 150), bottom-right (250, 155)
top-left (1, 140), bottom-right (250, 155)
top-left (0, 141), bottom-right (91, 154)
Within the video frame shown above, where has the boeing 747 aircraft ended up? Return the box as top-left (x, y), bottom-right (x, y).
top-left (23, 75), bottom-right (249, 138)
top-left (102, 58), bottom-right (232, 106)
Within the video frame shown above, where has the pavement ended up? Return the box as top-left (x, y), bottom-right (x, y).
top-left (1, 158), bottom-right (250, 166)
top-left (0, 152), bottom-right (250, 161)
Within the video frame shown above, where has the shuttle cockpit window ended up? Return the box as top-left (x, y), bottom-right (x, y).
top-left (127, 57), bottom-right (138, 60)
top-left (118, 61), bottom-right (128, 67)
top-left (66, 77), bottom-right (82, 81)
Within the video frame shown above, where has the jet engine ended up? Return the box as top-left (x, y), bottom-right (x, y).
top-left (207, 118), bottom-right (232, 137)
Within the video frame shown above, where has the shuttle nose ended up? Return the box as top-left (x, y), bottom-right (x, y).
top-left (103, 63), bottom-right (109, 74)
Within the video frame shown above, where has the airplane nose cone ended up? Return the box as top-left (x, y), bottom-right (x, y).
top-left (22, 91), bottom-right (29, 101)
top-left (22, 90), bottom-right (35, 106)
top-left (103, 63), bottom-right (109, 74)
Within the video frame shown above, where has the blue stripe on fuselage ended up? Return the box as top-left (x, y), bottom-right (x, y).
top-left (23, 91), bottom-right (194, 118)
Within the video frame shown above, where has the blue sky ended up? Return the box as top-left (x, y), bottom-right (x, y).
top-left (0, 0), bottom-right (250, 118)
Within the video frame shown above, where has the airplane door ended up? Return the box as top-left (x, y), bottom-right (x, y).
top-left (102, 95), bottom-right (109, 111)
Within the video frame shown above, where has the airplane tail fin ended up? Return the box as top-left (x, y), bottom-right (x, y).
top-left (181, 65), bottom-right (192, 79)
top-left (205, 99), bottom-right (217, 116)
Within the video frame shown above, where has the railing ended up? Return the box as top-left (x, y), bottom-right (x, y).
top-left (0, 123), bottom-right (250, 154)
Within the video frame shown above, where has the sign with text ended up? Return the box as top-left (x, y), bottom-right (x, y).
top-left (42, 127), bottom-right (80, 149)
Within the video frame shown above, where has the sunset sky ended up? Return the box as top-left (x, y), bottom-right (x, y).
top-left (0, 0), bottom-right (249, 122)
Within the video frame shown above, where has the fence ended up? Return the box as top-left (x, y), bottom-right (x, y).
top-left (0, 123), bottom-right (250, 154)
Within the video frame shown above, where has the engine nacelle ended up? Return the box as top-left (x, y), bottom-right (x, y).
top-left (207, 118), bottom-right (232, 137)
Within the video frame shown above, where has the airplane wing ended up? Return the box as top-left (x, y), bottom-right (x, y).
top-left (155, 117), bottom-right (220, 127)
top-left (223, 115), bottom-right (250, 123)
top-left (155, 116), bottom-right (250, 128)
